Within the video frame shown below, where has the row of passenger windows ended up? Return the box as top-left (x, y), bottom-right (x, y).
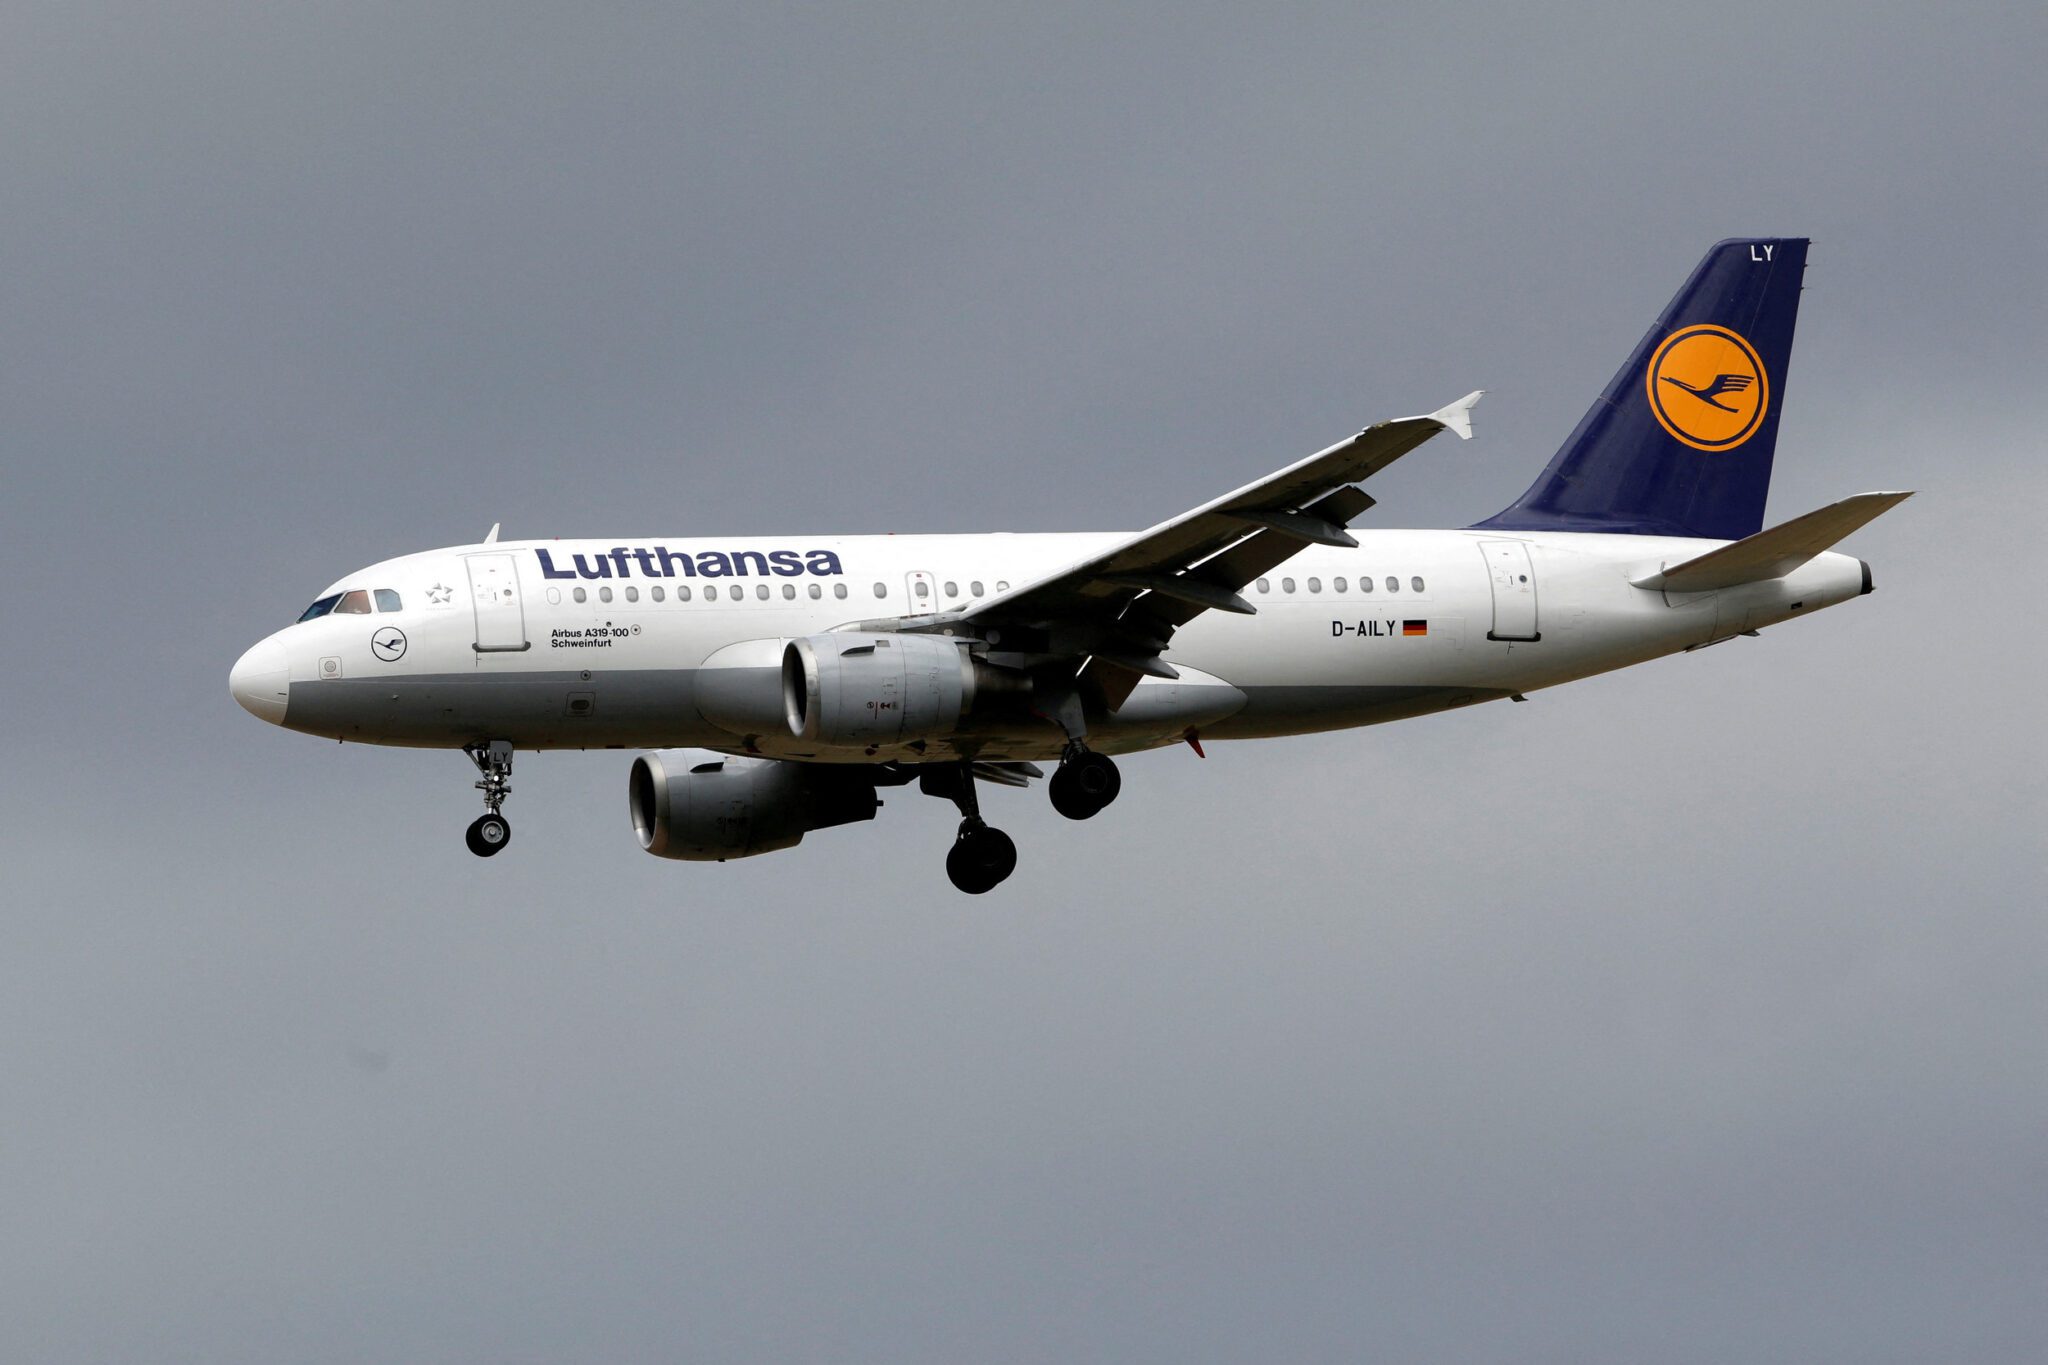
top-left (298, 588), bottom-right (401, 622)
top-left (1255, 574), bottom-right (1425, 596)
top-left (912, 580), bottom-right (999, 601)
top-left (557, 578), bottom-right (1013, 606)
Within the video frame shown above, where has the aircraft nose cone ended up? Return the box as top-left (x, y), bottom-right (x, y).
top-left (230, 638), bottom-right (290, 724)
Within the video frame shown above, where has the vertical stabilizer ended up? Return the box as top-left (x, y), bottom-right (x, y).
top-left (1474, 238), bottom-right (1808, 541)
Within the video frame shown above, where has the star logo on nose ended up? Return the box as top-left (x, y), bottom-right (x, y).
top-left (426, 583), bottom-right (453, 605)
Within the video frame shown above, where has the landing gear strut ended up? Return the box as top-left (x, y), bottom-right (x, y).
top-left (463, 740), bottom-right (514, 858)
top-left (1049, 743), bottom-right (1121, 821)
top-left (922, 763), bottom-right (1017, 894)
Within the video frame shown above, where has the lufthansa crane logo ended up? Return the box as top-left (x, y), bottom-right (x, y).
top-left (1645, 324), bottom-right (1769, 452)
top-left (371, 627), bottom-right (408, 662)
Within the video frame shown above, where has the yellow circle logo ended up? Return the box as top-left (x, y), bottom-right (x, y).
top-left (1645, 324), bottom-right (1769, 451)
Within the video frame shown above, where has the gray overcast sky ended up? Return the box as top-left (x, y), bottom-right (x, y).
top-left (3, 3), bottom-right (2044, 1361)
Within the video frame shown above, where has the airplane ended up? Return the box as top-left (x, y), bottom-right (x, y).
top-left (230, 238), bottom-right (1909, 893)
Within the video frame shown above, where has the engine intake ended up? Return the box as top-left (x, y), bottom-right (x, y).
top-left (629, 748), bottom-right (879, 861)
top-left (783, 633), bottom-right (1019, 748)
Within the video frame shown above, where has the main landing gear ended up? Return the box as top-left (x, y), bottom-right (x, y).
top-left (921, 764), bottom-right (1017, 894)
top-left (1048, 744), bottom-right (1121, 821)
top-left (463, 740), bottom-right (514, 858)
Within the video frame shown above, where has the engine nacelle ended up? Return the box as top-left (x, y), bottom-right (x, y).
top-left (782, 632), bottom-right (991, 748)
top-left (628, 748), bottom-right (879, 861)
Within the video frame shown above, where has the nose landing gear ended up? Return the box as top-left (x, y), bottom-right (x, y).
top-left (1049, 744), bottom-right (1121, 820)
top-left (463, 740), bottom-right (514, 858)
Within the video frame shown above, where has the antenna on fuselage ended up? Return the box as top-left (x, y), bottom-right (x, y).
top-left (483, 522), bottom-right (501, 544)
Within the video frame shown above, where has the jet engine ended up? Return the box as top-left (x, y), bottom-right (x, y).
top-left (628, 748), bottom-right (880, 861)
top-left (781, 632), bottom-right (1023, 748)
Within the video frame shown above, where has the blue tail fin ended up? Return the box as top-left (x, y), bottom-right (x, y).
top-left (1473, 238), bottom-right (1808, 541)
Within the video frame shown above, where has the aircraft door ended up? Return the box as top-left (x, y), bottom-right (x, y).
top-left (905, 570), bottom-right (938, 615)
top-left (466, 553), bottom-right (531, 653)
top-left (1479, 540), bottom-right (1540, 642)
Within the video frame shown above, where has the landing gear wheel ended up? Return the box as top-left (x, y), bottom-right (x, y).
top-left (946, 821), bottom-right (1016, 894)
top-left (466, 813), bottom-right (511, 857)
top-left (1049, 749), bottom-right (1121, 820)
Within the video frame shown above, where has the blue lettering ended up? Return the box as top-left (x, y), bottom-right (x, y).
top-left (539, 545), bottom-right (844, 579)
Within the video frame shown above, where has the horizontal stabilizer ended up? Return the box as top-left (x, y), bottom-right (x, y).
top-left (1631, 491), bottom-right (1913, 592)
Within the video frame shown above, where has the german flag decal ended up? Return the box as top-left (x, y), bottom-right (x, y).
top-left (1402, 619), bottom-right (1428, 637)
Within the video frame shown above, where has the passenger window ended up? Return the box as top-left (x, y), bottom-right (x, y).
top-left (573, 587), bottom-right (587, 604)
top-left (1385, 576), bottom-right (1399, 593)
top-left (1333, 577), bottom-right (1347, 593)
top-left (677, 585), bottom-right (692, 602)
top-left (944, 581), bottom-right (958, 597)
top-left (297, 594), bottom-right (341, 623)
top-left (1411, 576), bottom-right (1425, 593)
top-left (730, 585), bottom-right (745, 601)
top-left (755, 584), bottom-right (769, 601)
top-left (334, 590), bottom-right (372, 614)
top-left (1281, 577), bottom-right (1295, 594)
top-left (1256, 578), bottom-right (1270, 594)
top-left (834, 584), bottom-right (848, 599)
top-left (997, 581), bottom-right (1009, 592)
top-left (873, 582), bottom-right (887, 598)
top-left (374, 589), bottom-right (402, 612)
top-left (599, 586), bottom-right (613, 603)
top-left (914, 581), bottom-right (929, 599)
top-left (1307, 577), bottom-right (1321, 594)
top-left (971, 580), bottom-right (984, 597)
top-left (808, 583), bottom-right (821, 600)
top-left (782, 583), bottom-right (796, 600)
top-left (624, 586), bottom-right (639, 603)
top-left (651, 586), bottom-right (664, 602)
top-left (1360, 577), bottom-right (1373, 593)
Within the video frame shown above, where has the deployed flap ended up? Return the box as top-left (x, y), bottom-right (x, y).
top-left (1631, 491), bottom-right (1913, 592)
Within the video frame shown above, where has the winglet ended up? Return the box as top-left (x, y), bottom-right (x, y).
top-left (483, 522), bottom-right (501, 544)
top-left (1428, 390), bottom-right (1484, 441)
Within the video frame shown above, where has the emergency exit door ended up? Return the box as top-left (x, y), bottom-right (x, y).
top-left (1479, 540), bottom-right (1540, 642)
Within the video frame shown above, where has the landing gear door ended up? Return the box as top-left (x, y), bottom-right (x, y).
top-left (466, 553), bottom-right (531, 653)
top-left (1479, 540), bottom-right (1540, 642)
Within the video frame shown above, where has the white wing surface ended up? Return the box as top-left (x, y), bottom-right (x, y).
top-left (958, 392), bottom-right (1482, 704)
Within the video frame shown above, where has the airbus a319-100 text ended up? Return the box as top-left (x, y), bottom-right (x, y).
top-left (231, 239), bottom-right (1909, 892)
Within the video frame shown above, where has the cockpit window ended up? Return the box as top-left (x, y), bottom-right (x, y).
top-left (334, 590), bottom-right (372, 614)
top-left (374, 589), bottom-right (402, 612)
top-left (297, 593), bottom-right (341, 623)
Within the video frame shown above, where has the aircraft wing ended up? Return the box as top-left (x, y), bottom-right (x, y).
top-left (960, 391), bottom-right (1482, 706)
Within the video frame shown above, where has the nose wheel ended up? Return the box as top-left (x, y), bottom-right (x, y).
top-left (1049, 746), bottom-right (1120, 820)
top-left (463, 740), bottom-right (515, 858)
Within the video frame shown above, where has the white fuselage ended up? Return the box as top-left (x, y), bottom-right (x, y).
top-left (229, 529), bottom-right (1870, 763)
